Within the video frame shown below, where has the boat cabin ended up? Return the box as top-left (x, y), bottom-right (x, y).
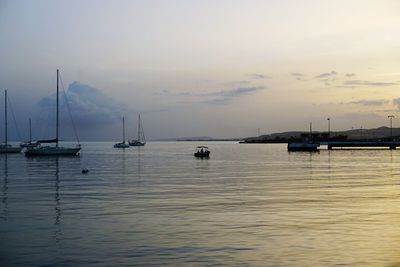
top-left (194, 146), bottom-right (210, 157)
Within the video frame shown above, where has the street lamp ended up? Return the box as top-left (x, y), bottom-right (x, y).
top-left (327, 118), bottom-right (330, 138)
top-left (388, 115), bottom-right (395, 139)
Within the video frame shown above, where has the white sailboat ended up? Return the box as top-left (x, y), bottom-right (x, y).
top-left (25, 69), bottom-right (81, 156)
top-left (114, 117), bottom-right (130, 148)
top-left (0, 90), bottom-right (22, 153)
top-left (129, 114), bottom-right (146, 146)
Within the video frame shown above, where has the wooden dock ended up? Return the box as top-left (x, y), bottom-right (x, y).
top-left (321, 141), bottom-right (400, 150)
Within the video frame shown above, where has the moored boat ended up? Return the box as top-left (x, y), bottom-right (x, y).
top-left (129, 114), bottom-right (146, 146)
top-left (194, 146), bottom-right (210, 158)
top-left (287, 123), bottom-right (320, 152)
top-left (287, 142), bottom-right (319, 152)
top-left (114, 117), bottom-right (130, 148)
top-left (20, 118), bottom-right (39, 149)
top-left (0, 90), bottom-right (22, 154)
top-left (25, 69), bottom-right (81, 156)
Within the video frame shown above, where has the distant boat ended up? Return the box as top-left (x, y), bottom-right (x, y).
top-left (25, 69), bottom-right (81, 156)
top-left (129, 114), bottom-right (146, 146)
top-left (20, 118), bottom-right (39, 148)
top-left (0, 90), bottom-right (22, 153)
top-left (194, 146), bottom-right (210, 158)
top-left (287, 123), bottom-right (320, 152)
top-left (114, 117), bottom-right (130, 148)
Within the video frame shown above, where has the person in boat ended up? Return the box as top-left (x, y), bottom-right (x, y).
top-left (200, 148), bottom-right (204, 153)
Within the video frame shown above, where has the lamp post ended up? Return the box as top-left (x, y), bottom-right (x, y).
top-left (327, 118), bottom-right (330, 138)
top-left (388, 115), bottom-right (395, 139)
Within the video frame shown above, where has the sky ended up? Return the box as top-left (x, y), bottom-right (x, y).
top-left (1, 0), bottom-right (400, 141)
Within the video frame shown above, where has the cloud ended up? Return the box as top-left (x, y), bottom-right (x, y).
top-left (291, 72), bottom-right (303, 77)
top-left (160, 85), bottom-right (265, 106)
top-left (393, 98), bottom-right (400, 110)
top-left (345, 73), bottom-right (356, 78)
top-left (291, 72), bottom-right (306, 81)
top-left (201, 97), bottom-right (232, 105)
top-left (343, 80), bottom-right (397, 87)
top-left (203, 86), bottom-right (265, 105)
top-left (341, 112), bottom-right (382, 121)
top-left (222, 80), bottom-right (251, 86)
top-left (37, 81), bottom-right (132, 130)
top-left (248, 73), bottom-right (271, 79)
top-left (315, 70), bottom-right (338, 79)
top-left (348, 99), bottom-right (389, 106)
top-left (205, 86), bottom-right (265, 97)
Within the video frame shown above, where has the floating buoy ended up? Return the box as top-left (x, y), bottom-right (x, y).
top-left (82, 169), bottom-right (89, 174)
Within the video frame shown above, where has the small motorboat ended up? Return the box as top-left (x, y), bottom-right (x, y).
top-left (194, 146), bottom-right (210, 158)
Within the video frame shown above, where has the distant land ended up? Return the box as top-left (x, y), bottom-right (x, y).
top-left (151, 126), bottom-right (400, 143)
top-left (241, 126), bottom-right (400, 143)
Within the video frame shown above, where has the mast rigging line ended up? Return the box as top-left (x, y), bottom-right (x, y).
top-left (6, 94), bottom-right (22, 141)
top-left (59, 73), bottom-right (80, 145)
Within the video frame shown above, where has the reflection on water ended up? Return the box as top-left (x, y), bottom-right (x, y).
top-left (54, 158), bottom-right (62, 245)
top-left (2, 155), bottom-right (8, 221)
top-left (2, 142), bottom-right (400, 266)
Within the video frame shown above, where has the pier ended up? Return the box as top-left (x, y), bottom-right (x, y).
top-left (322, 141), bottom-right (400, 150)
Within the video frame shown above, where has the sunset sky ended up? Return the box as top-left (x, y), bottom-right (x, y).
top-left (1, 0), bottom-right (400, 140)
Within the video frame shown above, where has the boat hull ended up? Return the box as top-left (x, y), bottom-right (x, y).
top-left (129, 140), bottom-right (145, 146)
top-left (287, 143), bottom-right (319, 152)
top-left (0, 146), bottom-right (22, 153)
top-left (114, 143), bottom-right (130, 148)
top-left (20, 142), bottom-right (39, 149)
top-left (194, 151), bottom-right (210, 158)
top-left (25, 146), bottom-right (81, 156)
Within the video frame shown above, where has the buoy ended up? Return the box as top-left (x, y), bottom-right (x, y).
top-left (82, 169), bottom-right (89, 174)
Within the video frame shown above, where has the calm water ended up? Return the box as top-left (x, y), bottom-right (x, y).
top-left (2, 142), bottom-right (400, 266)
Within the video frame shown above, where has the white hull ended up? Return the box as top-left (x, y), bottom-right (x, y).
top-left (25, 146), bottom-right (81, 156)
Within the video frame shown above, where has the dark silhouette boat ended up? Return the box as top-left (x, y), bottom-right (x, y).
top-left (287, 124), bottom-right (320, 152)
top-left (129, 114), bottom-right (146, 146)
top-left (194, 146), bottom-right (210, 157)
top-left (287, 142), bottom-right (319, 152)
top-left (114, 117), bottom-right (130, 148)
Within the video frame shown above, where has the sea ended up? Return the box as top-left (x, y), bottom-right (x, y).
top-left (1, 141), bottom-right (400, 266)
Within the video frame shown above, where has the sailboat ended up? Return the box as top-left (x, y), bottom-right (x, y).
top-left (114, 117), bottom-right (130, 148)
top-left (20, 118), bottom-right (39, 148)
top-left (25, 69), bottom-right (81, 156)
top-left (129, 114), bottom-right (146, 146)
top-left (0, 90), bottom-right (22, 153)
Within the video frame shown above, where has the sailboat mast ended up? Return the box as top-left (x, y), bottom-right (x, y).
top-left (4, 90), bottom-right (7, 146)
top-left (137, 114), bottom-right (141, 142)
top-left (123, 117), bottom-right (125, 143)
top-left (29, 118), bottom-right (32, 143)
top-left (56, 69), bottom-right (59, 148)
top-left (141, 114), bottom-right (145, 143)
